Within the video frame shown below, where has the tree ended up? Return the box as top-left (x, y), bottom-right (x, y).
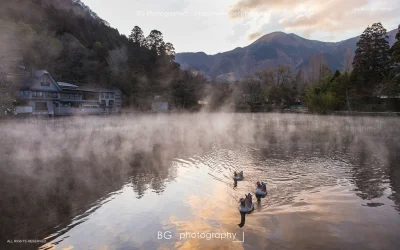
top-left (305, 72), bottom-right (340, 113)
top-left (164, 42), bottom-right (176, 62)
top-left (0, 60), bottom-right (14, 116)
top-left (343, 48), bottom-right (354, 72)
top-left (352, 22), bottom-right (390, 97)
top-left (307, 53), bottom-right (328, 82)
top-left (392, 25), bottom-right (400, 64)
top-left (256, 65), bottom-right (292, 86)
top-left (107, 46), bottom-right (128, 76)
top-left (129, 26), bottom-right (145, 46)
top-left (145, 30), bottom-right (165, 55)
top-left (384, 25), bottom-right (400, 96)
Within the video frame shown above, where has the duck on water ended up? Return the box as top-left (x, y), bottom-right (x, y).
top-left (233, 171), bottom-right (244, 181)
top-left (255, 181), bottom-right (267, 197)
top-left (238, 193), bottom-right (254, 213)
top-left (238, 193), bottom-right (254, 227)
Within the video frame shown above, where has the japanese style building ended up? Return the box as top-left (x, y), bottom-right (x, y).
top-left (14, 70), bottom-right (121, 116)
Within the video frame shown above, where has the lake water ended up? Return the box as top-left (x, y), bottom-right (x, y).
top-left (0, 113), bottom-right (399, 250)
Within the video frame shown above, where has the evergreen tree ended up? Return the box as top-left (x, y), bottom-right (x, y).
top-left (384, 25), bottom-right (400, 96)
top-left (129, 26), bottom-right (145, 46)
top-left (164, 42), bottom-right (176, 62)
top-left (392, 25), bottom-right (400, 64)
top-left (145, 30), bottom-right (165, 55)
top-left (352, 22), bottom-right (390, 97)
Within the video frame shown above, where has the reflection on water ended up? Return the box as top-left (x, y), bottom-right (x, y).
top-left (0, 114), bottom-right (400, 250)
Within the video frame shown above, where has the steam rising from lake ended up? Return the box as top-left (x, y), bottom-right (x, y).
top-left (0, 113), bottom-right (399, 249)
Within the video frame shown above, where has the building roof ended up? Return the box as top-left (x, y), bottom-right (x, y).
top-left (57, 82), bottom-right (79, 89)
top-left (14, 70), bottom-right (121, 94)
top-left (15, 70), bottom-right (54, 89)
top-left (78, 87), bottom-right (117, 93)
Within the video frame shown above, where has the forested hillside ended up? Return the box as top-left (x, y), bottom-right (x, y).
top-left (0, 1), bottom-right (399, 113)
top-left (0, 0), bottom-right (207, 109)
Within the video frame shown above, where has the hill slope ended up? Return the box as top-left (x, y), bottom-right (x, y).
top-left (176, 30), bottom-right (398, 81)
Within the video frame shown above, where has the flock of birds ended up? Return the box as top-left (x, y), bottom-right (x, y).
top-left (233, 171), bottom-right (268, 214)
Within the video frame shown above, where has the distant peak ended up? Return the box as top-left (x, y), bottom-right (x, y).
top-left (251, 31), bottom-right (295, 45)
top-left (269, 31), bottom-right (288, 35)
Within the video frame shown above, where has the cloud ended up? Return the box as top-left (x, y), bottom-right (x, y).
top-left (230, 0), bottom-right (400, 39)
top-left (248, 31), bottom-right (262, 40)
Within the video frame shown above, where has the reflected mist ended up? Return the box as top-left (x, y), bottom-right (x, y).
top-left (0, 113), bottom-right (400, 250)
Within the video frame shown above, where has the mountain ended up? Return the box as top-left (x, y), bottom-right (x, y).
top-left (71, 0), bottom-right (109, 26)
top-left (0, 0), bottom-right (184, 110)
top-left (0, 0), bottom-right (126, 82)
top-left (176, 29), bottom-right (398, 81)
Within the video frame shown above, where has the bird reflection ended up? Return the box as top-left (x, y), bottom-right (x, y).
top-left (238, 212), bottom-right (246, 228)
top-left (256, 197), bottom-right (262, 208)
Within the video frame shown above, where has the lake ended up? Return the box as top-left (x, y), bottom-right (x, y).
top-left (0, 113), bottom-right (399, 250)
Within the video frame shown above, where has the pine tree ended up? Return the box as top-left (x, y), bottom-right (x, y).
top-left (352, 22), bottom-right (390, 97)
top-left (145, 30), bottom-right (165, 55)
top-left (164, 42), bottom-right (176, 61)
top-left (385, 25), bottom-right (400, 96)
top-left (392, 25), bottom-right (400, 64)
top-left (129, 26), bottom-right (145, 46)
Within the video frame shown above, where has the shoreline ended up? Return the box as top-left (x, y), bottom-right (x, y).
top-left (1, 110), bottom-right (400, 120)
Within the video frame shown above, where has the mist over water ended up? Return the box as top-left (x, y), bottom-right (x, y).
top-left (1, 113), bottom-right (399, 250)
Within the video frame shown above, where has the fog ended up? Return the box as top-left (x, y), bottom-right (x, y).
top-left (0, 113), bottom-right (399, 249)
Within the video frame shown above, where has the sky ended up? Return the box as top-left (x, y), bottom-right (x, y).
top-left (82, 0), bottom-right (400, 54)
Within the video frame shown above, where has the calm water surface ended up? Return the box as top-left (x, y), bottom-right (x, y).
top-left (0, 113), bottom-right (399, 250)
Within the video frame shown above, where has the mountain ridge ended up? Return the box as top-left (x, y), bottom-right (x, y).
top-left (175, 29), bottom-right (398, 81)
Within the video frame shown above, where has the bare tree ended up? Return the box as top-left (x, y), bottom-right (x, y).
top-left (256, 65), bottom-right (293, 86)
top-left (107, 46), bottom-right (128, 76)
top-left (344, 48), bottom-right (354, 72)
top-left (307, 53), bottom-right (328, 82)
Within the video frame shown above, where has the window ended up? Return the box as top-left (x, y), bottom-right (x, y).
top-left (108, 100), bottom-right (114, 107)
top-left (61, 93), bottom-right (77, 100)
top-left (20, 91), bottom-right (29, 96)
top-left (82, 93), bottom-right (98, 100)
top-left (40, 82), bottom-right (50, 87)
top-left (82, 105), bottom-right (99, 109)
top-left (35, 102), bottom-right (47, 111)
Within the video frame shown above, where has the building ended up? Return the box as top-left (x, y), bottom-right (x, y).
top-left (14, 70), bottom-right (121, 116)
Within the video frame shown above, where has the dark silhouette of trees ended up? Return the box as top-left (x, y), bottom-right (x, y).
top-left (145, 30), bottom-right (165, 55)
top-left (129, 26), bottom-right (145, 46)
top-left (352, 23), bottom-right (390, 98)
top-left (384, 25), bottom-right (400, 97)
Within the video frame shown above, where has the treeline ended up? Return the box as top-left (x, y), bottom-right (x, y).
top-left (0, 0), bottom-right (205, 110)
top-left (305, 23), bottom-right (400, 112)
top-left (0, 1), bottom-right (399, 113)
top-left (199, 22), bottom-right (400, 113)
